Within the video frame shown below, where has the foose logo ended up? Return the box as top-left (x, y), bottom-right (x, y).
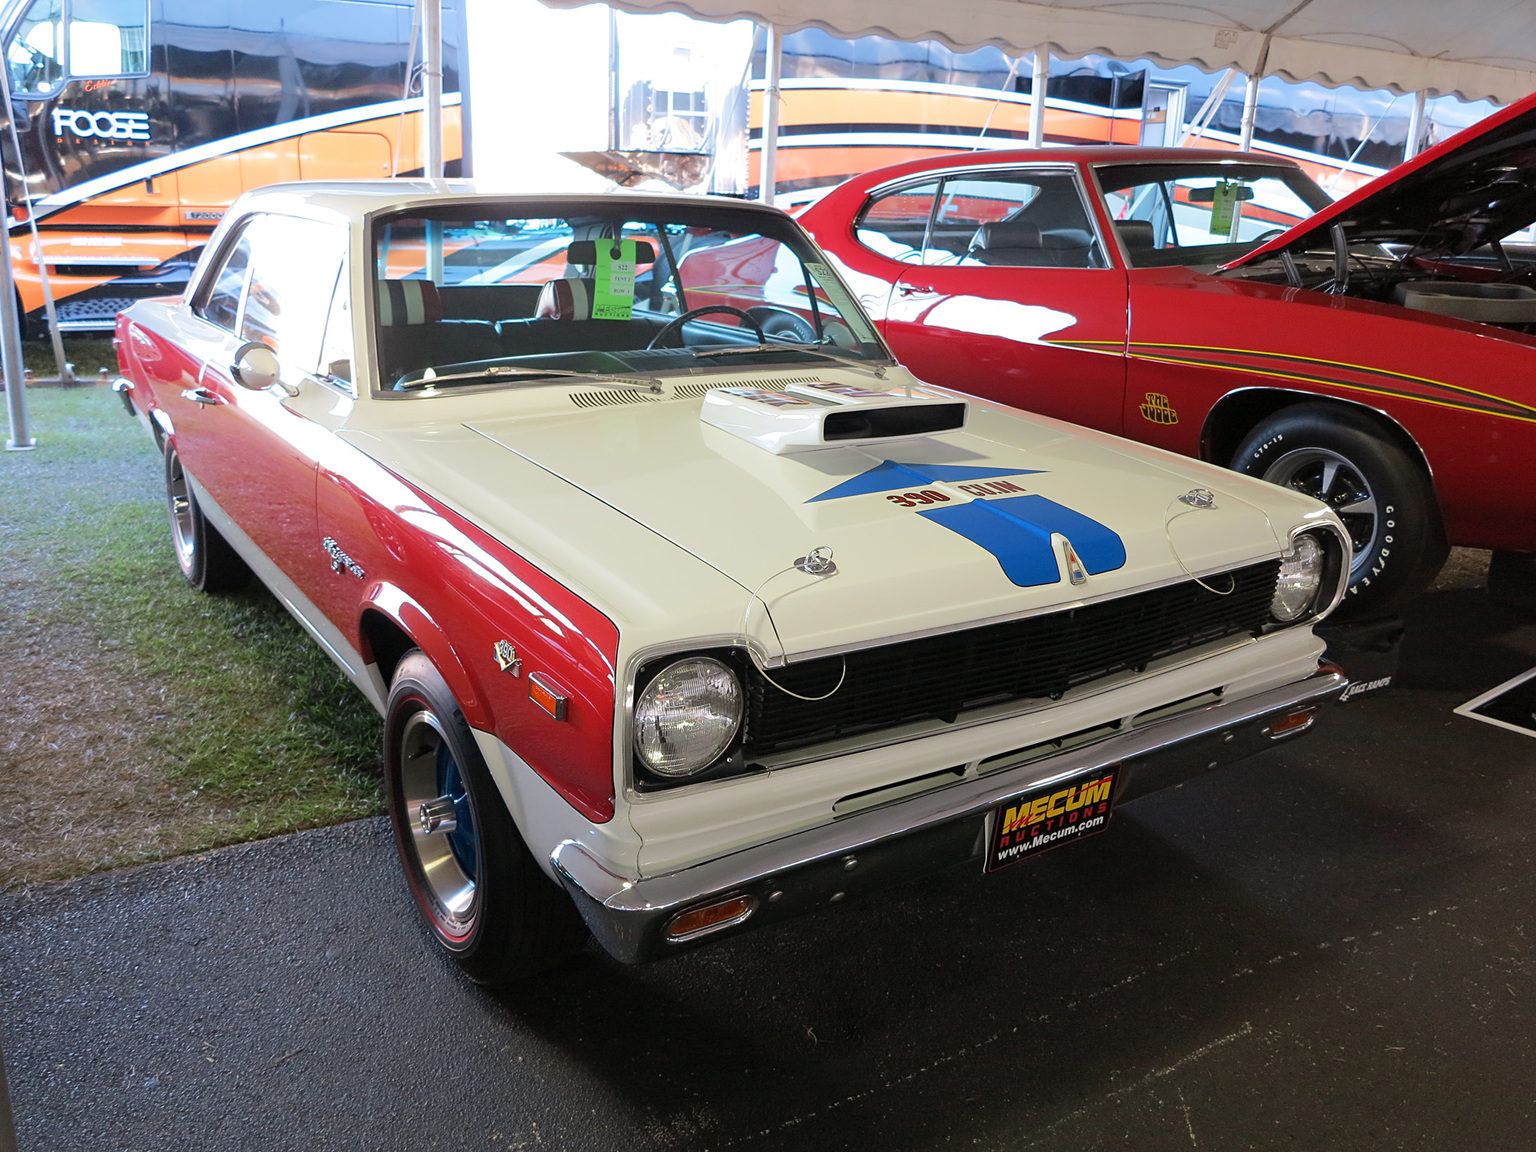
top-left (52, 109), bottom-right (151, 141)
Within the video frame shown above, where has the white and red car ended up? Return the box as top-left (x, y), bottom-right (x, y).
top-left (115, 182), bottom-right (1349, 981)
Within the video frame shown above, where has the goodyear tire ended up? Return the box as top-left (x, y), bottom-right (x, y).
top-left (1231, 404), bottom-right (1447, 619)
top-left (163, 445), bottom-right (249, 593)
top-left (384, 651), bottom-right (586, 983)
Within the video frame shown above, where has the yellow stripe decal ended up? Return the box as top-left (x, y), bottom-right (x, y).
top-left (1043, 338), bottom-right (1536, 423)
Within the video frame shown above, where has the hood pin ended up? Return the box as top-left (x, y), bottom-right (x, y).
top-left (1177, 488), bottom-right (1217, 509)
top-left (794, 546), bottom-right (838, 577)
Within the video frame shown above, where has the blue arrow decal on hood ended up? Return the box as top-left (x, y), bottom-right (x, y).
top-left (809, 461), bottom-right (1125, 588)
top-left (807, 460), bottom-right (1045, 502)
top-left (920, 495), bottom-right (1126, 587)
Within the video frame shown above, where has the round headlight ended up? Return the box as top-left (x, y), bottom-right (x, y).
top-left (634, 657), bottom-right (743, 778)
top-left (1271, 532), bottom-right (1325, 622)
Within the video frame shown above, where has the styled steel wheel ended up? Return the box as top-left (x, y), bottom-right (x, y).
top-left (1232, 403), bottom-right (1447, 619)
top-left (384, 651), bottom-right (587, 982)
top-left (162, 445), bottom-right (249, 593)
top-left (1259, 446), bottom-right (1379, 578)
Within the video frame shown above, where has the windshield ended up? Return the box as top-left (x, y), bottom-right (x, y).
top-left (1095, 163), bottom-right (1333, 268)
top-left (370, 201), bottom-right (888, 390)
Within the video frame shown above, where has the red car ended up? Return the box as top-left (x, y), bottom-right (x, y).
top-left (798, 95), bottom-right (1536, 618)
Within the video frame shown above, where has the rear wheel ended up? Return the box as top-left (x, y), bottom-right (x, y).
top-left (1231, 404), bottom-right (1446, 619)
top-left (163, 445), bottom-right (249, 593)
top-left (384, 651), bottom-right (586, 983)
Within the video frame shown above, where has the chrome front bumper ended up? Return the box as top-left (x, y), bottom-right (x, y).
top-left (551, 666), bottom-right (1348, 964)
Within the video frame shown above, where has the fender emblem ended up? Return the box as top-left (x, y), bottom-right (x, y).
top-left (321, 536), bottom-right (364, 579)
top-left (493, 640), bottom-right (522, 677)
top-left (1140, 392), bottom-right (1179, 424)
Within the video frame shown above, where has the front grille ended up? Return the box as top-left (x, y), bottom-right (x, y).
top-left (740, 560), bottom-right (1280, 758)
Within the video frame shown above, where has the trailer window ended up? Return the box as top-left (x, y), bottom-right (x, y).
top-left (6, 0), bottom-right (63, 96)
top-left (67, 0), bottom-right (147, 77)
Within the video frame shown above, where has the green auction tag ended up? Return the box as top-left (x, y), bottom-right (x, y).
top-left (1209, 180), bottom-right (1238, 236)
top-left (592, 238), bottom-right (636, 321)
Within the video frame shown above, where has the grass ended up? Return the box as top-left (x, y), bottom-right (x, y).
top-left (19, 335), bottom-right (117, 381)
top-left (1, 354), bottom-right (383, 888)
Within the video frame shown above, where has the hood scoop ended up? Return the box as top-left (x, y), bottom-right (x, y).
top-left (701, 380), bottom-right (967, 455)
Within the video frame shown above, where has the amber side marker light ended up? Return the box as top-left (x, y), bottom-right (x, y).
top-left (665, 896), bottom-right (756, 943)
top-left (1267, 707), bottom-right (1317, 739)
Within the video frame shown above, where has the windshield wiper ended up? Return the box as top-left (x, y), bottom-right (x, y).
top-left (397, 365), bottom-right (663, 392)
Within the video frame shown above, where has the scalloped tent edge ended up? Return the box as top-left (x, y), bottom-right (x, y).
top-left (542, 0), bottom-right (1536, 105)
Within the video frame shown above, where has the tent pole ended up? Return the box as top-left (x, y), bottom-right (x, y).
top-left (2, 218), bottom-right (33, 451)
top-left (760, 23), bottom-right (781, 203)
top-left (3, 50), bottom-right (38, 449)
top-left (2, 162), bottom-right (32, 450)
top-left (1178, 67), bottom-right (1237, 146)
top-left (1238, 71), bottom-right (1260, 150)
top-left (1028, 45), bottom-right (1049, 147)
top-left (422, 0), bottom-right (443, 179)
top-left (1404, 89), bottom-right (1427, 160)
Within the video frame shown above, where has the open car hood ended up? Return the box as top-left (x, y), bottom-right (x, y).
top-left (1231, 89), bottom-right (1536, 266)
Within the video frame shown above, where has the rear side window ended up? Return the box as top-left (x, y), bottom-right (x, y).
top-left (926, 171), bottom-right (1104, 269)
top-left (855, 181), bottom-right (939, 264)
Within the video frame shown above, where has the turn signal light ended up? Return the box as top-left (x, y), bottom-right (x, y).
top-left (664, 896), bottom-right (755, 942)
top-left (1267, 707), bottom-right (1316, 738)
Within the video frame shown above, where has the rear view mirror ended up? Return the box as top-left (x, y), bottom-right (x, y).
top-left (1188, 185), bottom-right (1255, 203)
top-left (231, 341), bottom-right (280, 390)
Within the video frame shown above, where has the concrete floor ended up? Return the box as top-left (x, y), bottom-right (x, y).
top-left (4, 583), bottom-right (1536, 1151)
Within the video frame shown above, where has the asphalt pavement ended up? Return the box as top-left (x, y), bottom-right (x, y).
top-left (5, 583), bottom-right (1536, 1151)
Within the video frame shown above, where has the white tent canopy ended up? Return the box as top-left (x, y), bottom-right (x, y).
top-left (545, 0), bottom-right (1536, 106)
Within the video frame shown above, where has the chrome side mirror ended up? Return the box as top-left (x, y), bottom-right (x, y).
top-left (231, 341), bottom-right (281, 391)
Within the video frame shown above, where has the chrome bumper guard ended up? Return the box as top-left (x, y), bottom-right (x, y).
top-left (551, 666), bottom-right (1348, 965)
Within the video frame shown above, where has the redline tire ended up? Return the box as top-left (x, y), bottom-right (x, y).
top-left (1231, 404), bottom-right (1447, 619)
top-left (163, 445), bottom-right (249, 593)
top-left (383, 651), bottom-right (586, 983)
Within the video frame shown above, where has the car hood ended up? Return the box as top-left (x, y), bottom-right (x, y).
top-left (1232, 89), bottom-right (1536, 264)
top-left (454, 394), bottom-right (1302, 662)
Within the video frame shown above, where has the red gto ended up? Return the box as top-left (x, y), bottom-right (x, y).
top-left (797, 92), bottom-right (1536, 618)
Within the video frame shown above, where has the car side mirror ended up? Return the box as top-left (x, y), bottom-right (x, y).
top-left (231, 341), bottom-right (280, 391)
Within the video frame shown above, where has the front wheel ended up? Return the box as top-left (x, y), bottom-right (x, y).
top-left (384, 651), bottom-right (586, 983)
top-left (1231, 404), bottom-right (1447, 619)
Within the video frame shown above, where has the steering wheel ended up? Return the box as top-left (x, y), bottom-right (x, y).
top-left (647, 305), bottom-right (765, 350)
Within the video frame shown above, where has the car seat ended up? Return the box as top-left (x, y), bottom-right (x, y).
top-left (375, 279), bottom-right (502, 382)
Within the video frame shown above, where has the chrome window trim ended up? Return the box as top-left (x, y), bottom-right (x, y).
top-left (860, 161), bottom-right (1113, 272)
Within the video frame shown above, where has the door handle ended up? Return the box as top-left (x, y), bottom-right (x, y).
top-left (180, 387), bottom-right (222, 406)
top-left (897, 283), bottom-right (935, 297)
